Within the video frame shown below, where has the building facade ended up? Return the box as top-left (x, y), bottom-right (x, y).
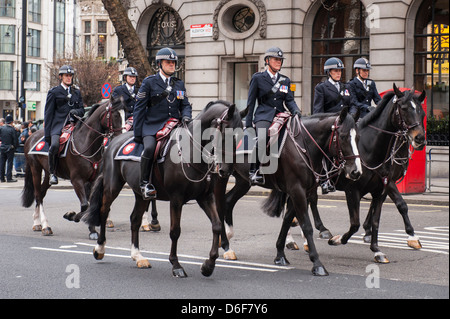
top-left (129, 0), bottom-right (448, 117)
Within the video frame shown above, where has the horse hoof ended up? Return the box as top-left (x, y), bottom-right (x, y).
top-left (312, 266), bottom-right (329, 276)
top-left (141, 224), bottom-right (151, 232)
top-left (223, 250), bottom-right (237, 260)
top-left (106, 220), bottom-right (114, 228)
top-left (136, 259), bottom-right (152, 269)
top-left (89, 232), bottom-right (99, 240)
top-left (374, 253), bottom-right (390, 264)
top-left (319, 230), bottom-right (333, 239)
top-left (42, 227), bottom-right (53, 236)
top-left (93, 249), bottom-right (104, 260)
top-left (172, 267), bottom-right (188, 278)
top-left (363, 235), bottom-right (371, 243)
top-left (201, 261), bottom-right (215, 277)
top-left (32, 225), bottom-right (42, 232)
top-left (274, 257), bottom-right (290, 266)
top-left (286, 242), bottom-right (299, 250)
top-left (149, 223), bottom-right (161, 232)
top-left (328, 235), bottom-right (342, 246)
top-left (407, 237), bottom-right (422, 250)
top-left (63, 212), bottom-right (76, 221)
top-left (303, 243), bottom-right (310, 253)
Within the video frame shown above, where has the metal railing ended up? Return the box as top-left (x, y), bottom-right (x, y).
top-left (426, 148), bottom-right (449, 193)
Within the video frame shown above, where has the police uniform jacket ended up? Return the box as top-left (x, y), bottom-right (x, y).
top-left (112, 83), bottom-right (138, 119)
top-left (44, 85), bottom-right (84, 138)
top-left (245, 71), bottom-right (300, 128)
top-left (347, 77), bottom-right (381, 118)
top-left (313, 80), bottom-right (355, 115)
top-left (0, 125), bottom-right (19, 152)
top-left (133, 73), bottom-right (192, 137)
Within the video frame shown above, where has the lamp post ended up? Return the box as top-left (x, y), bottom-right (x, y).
top-left (19, 0), bottom-right (27, 122)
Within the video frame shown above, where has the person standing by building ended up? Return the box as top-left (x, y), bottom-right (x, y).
top-left (44, 65), bottom-right (85, 185)
top-left (347, 58), bottom-right (381, 118)
top-left (133, 47), bottom-right (192, 199)
top-left (0, 115), bottom-right (18, 182)
top-left (112, 66), bottom-right (139, 122)
top-left (246, 47), bottom-right (301, 185)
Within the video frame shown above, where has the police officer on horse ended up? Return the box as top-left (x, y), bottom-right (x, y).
top-left (347, 58), bottom-right (381, 118)
top-left (133, 47), bottom-right (192, 199)
top-left (246, 47), bottom-right (301, 185)
top-left (44, 65), bottom-right (85, 185)
top-left (112, 66), bottom-right (139, 121)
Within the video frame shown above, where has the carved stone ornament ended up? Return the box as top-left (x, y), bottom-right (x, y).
top-left (213, 0), bottom-right (267, 40)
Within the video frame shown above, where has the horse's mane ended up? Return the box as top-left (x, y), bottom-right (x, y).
top-left (358, 92), bottom-right (395, 128)
top-left (85, 102), bottom-right (103, 118)
top-left (196, 100), bottom-right (242, 128)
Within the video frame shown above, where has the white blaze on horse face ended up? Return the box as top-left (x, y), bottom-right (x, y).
top-left (350, 129), bottom-right (362, 174)
top-left (410, 101), bottom-right (417, 111)
top-left (119, 109), bottom-right (126, 133)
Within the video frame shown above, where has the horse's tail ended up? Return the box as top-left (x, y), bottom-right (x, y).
top-left (21, 161), bottom-right (35, 208)
top-left (261, 190), bottom-right (287, 218)
top-left (83, 173), bottom-right (104, 227)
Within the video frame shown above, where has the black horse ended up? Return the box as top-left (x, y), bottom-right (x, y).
top-left (221, 107), bottom-right (362, 275)
top-left (274, 85), bottom-right (426, 264)
top-left (21, 97), bottom-right (125, 238)
top-left (83, 101), bottom-right (242, 278)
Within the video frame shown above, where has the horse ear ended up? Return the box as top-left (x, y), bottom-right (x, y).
top-left (240, 106), bottom-right (249, 118)
top-left (393, 83), bottom-right (404, 98)
top-left (227, 103), bottom-right (236, 121)
top-left (339, 106), bottom-right (349, 124)
top-left (418, 90), bottom-right (426, 103)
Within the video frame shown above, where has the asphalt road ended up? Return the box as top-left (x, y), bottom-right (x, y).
top-left (0, 187), bottom-right (448, 302)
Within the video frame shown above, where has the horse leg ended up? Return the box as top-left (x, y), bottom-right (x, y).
top-left (284, 198), bottom-right (300, 251)
top-left (197, 192), bottom-right (222, 277)
top-left (130, 194), bottom-right (152, 268)
top-left (370, 194), bottom-right (390, 263)
top-left (329, 190), bottom-right (361, 246)
top-left (362, 201), bottom-right (374, 243)
top-left (387, 183), bottom-right (421, 249)
top-left (32, 169), bottom-right (52, 236)
top-left (291, 187), bottom-right (328, 276)
top-left (169, 199), bottom-right (187, 278)
top-left (308, 189), bottom-right (332, 239)
top-left (141, 200), bottom-right (160, 232)
top-left (274, 200), bottom-right (296, 266)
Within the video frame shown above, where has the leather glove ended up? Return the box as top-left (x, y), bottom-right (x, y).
top-left (134, 136), bottom-right (143, 144)
top-left (293, 110), bottom-right (302, 118)
top-left (182, 116), bottom-right (192, 125)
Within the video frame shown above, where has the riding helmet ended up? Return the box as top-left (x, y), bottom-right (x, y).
top-left (353, 58), bottom-right (372, 70)
top-left (324, 57), bottom-right (345, 73)
top-left (58, 65), bottom-right (75, 75)
top-left (155, 47), bottom-right (178, 66)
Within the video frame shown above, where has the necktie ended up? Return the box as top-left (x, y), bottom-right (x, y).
top-left (272, 75), bottom-right (277, 84)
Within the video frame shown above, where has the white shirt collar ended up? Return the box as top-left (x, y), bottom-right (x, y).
top-left (126, 83), bottom-right (134, 91)
top-left (267, 69), bottom-right (278, 79)
top-left (159, 71), bottom-right (170, 84)
top-left (61, 83), bottom-right (70, 90)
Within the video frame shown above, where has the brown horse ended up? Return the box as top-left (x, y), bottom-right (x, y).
top-left (21, 97), bottom-right (125, 238)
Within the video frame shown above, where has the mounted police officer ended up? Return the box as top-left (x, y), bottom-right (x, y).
top-left (133, 47), bottom-right (192, 199)
top-left (44, 65), bottom-right (84, 185)
top-left (313, 57), bottom-right (355, 115)
top-left (347, 58), bottom-right (381, 118)
top-left (0, 115), bottom-right (19, 183)
top-left (246, 47), bottom-right (301, 185)
top-left (112, 66), bottom-right (139, 120)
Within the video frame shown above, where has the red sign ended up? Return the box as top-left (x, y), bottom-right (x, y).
top-left (102, 83), bottom-right (111, 99)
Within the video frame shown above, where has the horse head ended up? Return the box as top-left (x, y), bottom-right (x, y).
top-left (333, 106), bottom-right (362, 181)
top-left (393, 84), bottom-right (426, 150)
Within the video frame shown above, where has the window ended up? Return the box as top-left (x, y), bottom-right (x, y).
top-left (414, 0), bottom-right (449, 118)
top-left (27, 29), bottom-right (40, 57)
top-left (147, 5), bottom-right (185, 80)
top-left (0, 61), bottom-right (13, 90)
top-left (54, 0), bottom-right (65, 57)
top-left (98, 34), bottom-right (106, 58)
top-left (84, 20), bottom-right (91, 33)
top-left (98, 21), bottom-right (107, 34)
top-left (0, 0), bottom-right (15, 17)
top-left (233, 7), bottom-right (255, 33)
top-left (26, 63), bottom-right (40, 91)
top-left (312, 0), bottom-right (369, 91)
top-left (84, 35), bottom-right (91, 52)
top-left (0, 25), bottom-right (15, 54)
top-left (28, 0), bottom-right (41, 23)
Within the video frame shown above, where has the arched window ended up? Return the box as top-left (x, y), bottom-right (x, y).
top-left (414, 0), bottom-right (449, 118)
top-left (312, 0), bottom-right (369, 92)
top-left (147, 5), bottom-right (185, 80)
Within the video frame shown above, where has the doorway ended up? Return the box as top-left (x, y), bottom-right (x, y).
top-left (234, 62), bottom-right (258, 112)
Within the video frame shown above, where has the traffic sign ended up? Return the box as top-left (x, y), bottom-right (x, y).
top-left (102, 83), bottom-right (111, 99)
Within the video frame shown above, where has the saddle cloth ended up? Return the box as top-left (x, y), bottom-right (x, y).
top-left (28, 124), bottom-right (74, 158)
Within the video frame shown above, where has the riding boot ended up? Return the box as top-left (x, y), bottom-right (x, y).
top-left (140, 155), bottom-right (156, 200)
top-left (249, 146), bottom-right (264, 185)
top-left (48, 152), bottom-right (58, 185)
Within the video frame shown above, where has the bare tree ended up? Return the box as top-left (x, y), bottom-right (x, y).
top-left (101, 0), bottom-right (153, 83)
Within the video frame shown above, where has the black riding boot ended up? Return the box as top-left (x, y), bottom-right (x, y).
top-left (249, 147), bottom-right (264, 185)
top-left (48, 153), bottom-right (58, 185)
top-left (140, 155), bottom-right (156, 200)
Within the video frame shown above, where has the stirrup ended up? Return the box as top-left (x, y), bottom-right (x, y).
top-left (140, 183), bottom-right (157, 200)
top-left (49, 174), bottom-right (59, 185)
top-left (250, 170), bottom-right (264, 185)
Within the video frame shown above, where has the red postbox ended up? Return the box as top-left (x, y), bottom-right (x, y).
top-left (379, 88), bottom-right (427, 194)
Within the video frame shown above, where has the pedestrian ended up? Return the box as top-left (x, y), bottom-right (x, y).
top-left (133, 47), bottom-right (192, 199)
top-left (0, 115), bottom-right (19, 182)
top-left (347, 58), bottom-right (381, 118)
top-left (112, 66), bottom-right (139, 121)
top-left (44, 65), bottom-right (85, 185)
top-left (245, 47), bottom-right (301, 185)
top-left (313, 57), bottom-right (355, 115)
top-left (0, 118), bottom-right (4, 126)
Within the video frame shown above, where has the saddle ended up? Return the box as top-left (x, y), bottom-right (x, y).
top-left (154, 118), bottom-right (179, 161)
top-left (268, 112), bottom-right (291, 147)
top-left (59, 123), bottom-right (75, 153)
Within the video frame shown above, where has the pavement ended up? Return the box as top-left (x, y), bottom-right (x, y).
top-left (1, 174), bottom-right (448, 206)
